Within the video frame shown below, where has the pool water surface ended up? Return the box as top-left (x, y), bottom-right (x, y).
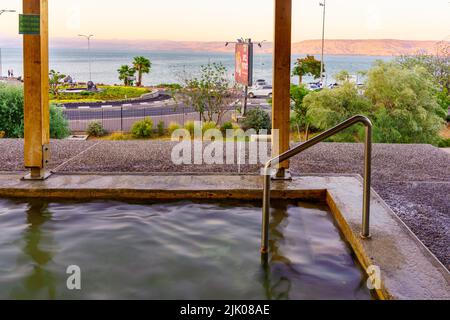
top-left (0, 199), bottom-right (372, 300)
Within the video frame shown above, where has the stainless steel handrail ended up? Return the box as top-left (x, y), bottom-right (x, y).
top-left (261, 115), bottom-right (373, 258)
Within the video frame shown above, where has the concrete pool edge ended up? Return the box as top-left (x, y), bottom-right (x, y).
top-left (0, 173), bottom-right (448, 300)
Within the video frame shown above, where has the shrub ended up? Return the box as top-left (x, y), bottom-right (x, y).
top-left (0, 84), bottom-right (24, 137)
top-left (202, 121), bottom-right (218, 134)
top-left (131, 117), bottom-right (154, 138)
top-left (50, 105), bottom-right (70, 139)
top-left (184, 121), bottom-right (196, 135)
top-left (241, 108), bottom-right (272, 133)
top-left (438, 138), bottom-right (450, 148)
top-left (156, 83), bottom-right (182, 90)
top-left (0, 131), bottom-right (5, 138)
top-left (0, 84), bottom-right (70, 139)
top-left (87, 121), bottom-right (106, 137)
top-left (220, 122), bottom-right (234, 133)
top-left (107, 133), bottom-right (132, 141)
top-left (157, 121), bottom-right (165, 136)
top-left (168, 122), bottom-right (181, 135)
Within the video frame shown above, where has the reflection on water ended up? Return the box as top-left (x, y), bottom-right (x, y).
top-left (0, 199), bottom-right (372, 300)
top-left (10, 202), bottom-right (56, 299)
top-left (262, 201), bottom-right (292, 300)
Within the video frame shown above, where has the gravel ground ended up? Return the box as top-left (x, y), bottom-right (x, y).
top-left (0, 139), bottom-right (99, 172)
top-left (0, 139), bottom-right (449, 268)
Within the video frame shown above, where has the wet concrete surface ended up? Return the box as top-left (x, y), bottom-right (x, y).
top-left (0, 139), bottom-right (448, 268)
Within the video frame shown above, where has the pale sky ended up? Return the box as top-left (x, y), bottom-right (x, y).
top-left (1, 0), bottom-right (449, 42)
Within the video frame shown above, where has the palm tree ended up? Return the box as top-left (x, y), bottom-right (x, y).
top-left (132, 56), bottom-right (152, 87)
top-left (117, 65), bottom-right (136, 86)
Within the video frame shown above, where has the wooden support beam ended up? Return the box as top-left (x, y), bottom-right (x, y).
top-left (272, 0), bottom-right (292, 178)
top-left (23, 0), bottom-right (50, 180)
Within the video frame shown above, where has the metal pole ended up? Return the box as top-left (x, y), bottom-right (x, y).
top-left (261, 115), bottom-right (373, 260)
top-left (120, 106), bottom-right (123, 132)
top-left (361, 124), bottom-right (373, 238)
top-left (88, 37), bottom-right (92, 82)
top-left (78, 34), bottom-right (93, 82)
top-left (261, 166), bottom-right (272, 257)
top-left (320, 0), bottom-right (326, 86)
top-left (243, 85), bottom-right (248, 116)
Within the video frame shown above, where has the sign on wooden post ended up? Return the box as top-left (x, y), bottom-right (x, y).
top-left (19, 14), bottom-right (41, 35)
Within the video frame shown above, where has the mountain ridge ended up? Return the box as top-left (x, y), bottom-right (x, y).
top-left (1, 37), bottom-right (446, 56)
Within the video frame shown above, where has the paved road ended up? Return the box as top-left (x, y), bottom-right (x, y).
top-left (63, 98), bottom-right (269, 121)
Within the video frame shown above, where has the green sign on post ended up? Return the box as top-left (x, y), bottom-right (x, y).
top-left (19, 14), bottom-right (40, 35)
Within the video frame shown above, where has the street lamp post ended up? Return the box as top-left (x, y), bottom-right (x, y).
top-left (78, 34), bottom-right (94, 82)
top-left (0, 9), bottom-right (16, 15)
top-left (0, 10), bottom-right (16, 79)
top-left (319, 0), bottom-right (326, 86)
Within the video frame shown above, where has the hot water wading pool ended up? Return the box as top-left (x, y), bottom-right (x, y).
top-left (0, 198), bottom-right (373, 300)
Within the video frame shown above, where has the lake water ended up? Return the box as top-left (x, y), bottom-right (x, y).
top-left (0, 48), bottom-right (392, 86)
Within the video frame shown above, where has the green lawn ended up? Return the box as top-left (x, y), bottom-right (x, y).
top-left (50, 85), bottom-right (151, 104)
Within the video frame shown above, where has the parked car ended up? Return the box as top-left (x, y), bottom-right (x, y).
top-left (307, 82), bottom-right (323, 90)
top-left (328, 83), bottom-right (340, 89)
top-left (248, 85), bottom-right (273, 98)
top-left (253, 79), bottom-right (267, 86)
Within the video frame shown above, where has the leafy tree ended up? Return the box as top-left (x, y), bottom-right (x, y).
top-left (334, 70), bottom-right (351, 84)
top-left (49, 70), bottom-right (66, 98)
top-left (396, 44), bottom-right (450, 119)
top-left (292, 55), bottom-right (323, 85)
top-left (304, 82), bottom-right (372, 142)
top-left (176, 63), bottom-right (240, 125)
top-left (397, 44), bottom-right (450, 92)
top-left (117, 65), bottom-right (136, 86)
top-left (365, 61), bottom-right (444, 144)
top-left (290, 84), bottom-right (311, 140)
top-left (132, 56), bottom-right (152, 87)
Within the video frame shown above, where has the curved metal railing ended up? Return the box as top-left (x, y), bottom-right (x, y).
top-left (261, 115), bottom-right (373, 258)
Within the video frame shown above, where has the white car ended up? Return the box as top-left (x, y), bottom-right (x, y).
top-left (255, 79), bottom-right (268, 86)
top-left (248, 85), bottom-right (273, 98)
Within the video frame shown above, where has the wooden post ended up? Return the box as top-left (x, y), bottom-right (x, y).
top-left (23, 0), bottom-right (50, 180)
top-left (272, 0), bottom-right (292, 179)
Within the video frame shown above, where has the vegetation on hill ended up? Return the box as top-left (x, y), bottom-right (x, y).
top-left (50, 85), bottom-right (150, 104)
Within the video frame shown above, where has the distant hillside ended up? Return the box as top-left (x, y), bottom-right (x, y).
top-left (292, 39), bottom-right (444, 56)
top-left (1, 37), bottom-right (446, 56)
